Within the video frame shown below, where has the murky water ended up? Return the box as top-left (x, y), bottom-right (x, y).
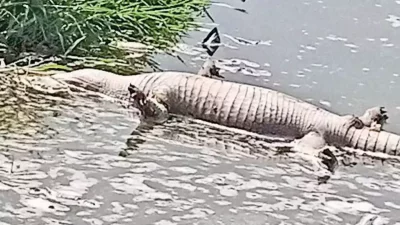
top-left (2, 1), bottom-right (400, 224)
top-left (157, 0), bottom-right (400, 133)
top-left (1, 89), bottom-right (400, 225)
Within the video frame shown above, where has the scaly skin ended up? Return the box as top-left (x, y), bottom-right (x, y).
top-left (49, 68), bottom-right (400, 156)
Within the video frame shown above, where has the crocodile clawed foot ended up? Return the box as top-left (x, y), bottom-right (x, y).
top-left (316, 147), bottom-right (339, 184)
top-left (318, 148), bottom-right (339, 174)
top-left (209, 63), bottom-right (223, 79)
top-left (318, 148), bottom-right (339, 184)
top-left (128, 84), bottom-right (169, 124)
top-left (369, 121), bottom-right (382, 132)
top-left (128, 84), bottom-right (157, 119)
top-left (128, 84), bottom-right (147, 113)
top-left (293, 131), bottom-right (338, 183)
top-left (342, 106), bottom-right (389, 131)
top-left (359, 106), bottom-right (389, 131)
top-left (198, 27), bottom-right (224, 79)
top-left (197, 59), bottom-right (224, 79)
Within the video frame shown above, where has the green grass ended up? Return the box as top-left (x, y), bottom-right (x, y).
top-left (0, 0), bottom-right (210, 74)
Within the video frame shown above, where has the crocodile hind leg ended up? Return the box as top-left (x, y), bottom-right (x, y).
top-left (197, 26), bottom-right (223, 79)
top-left (358, 106), bottom-right (388, 131)
top-left (197, 59), bottom-right (224, 79)
top-left (340, 106), bottom-right (388, 131)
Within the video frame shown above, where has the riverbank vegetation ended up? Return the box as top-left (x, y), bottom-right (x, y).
top-left (0, 0), bottom-right (210, 74)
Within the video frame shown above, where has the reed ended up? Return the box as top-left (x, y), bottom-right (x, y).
top-left (0, 0), bottom-right (210, 73)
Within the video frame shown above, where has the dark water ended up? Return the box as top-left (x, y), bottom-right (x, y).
top-left (1, 1), bottom-right (400, 224)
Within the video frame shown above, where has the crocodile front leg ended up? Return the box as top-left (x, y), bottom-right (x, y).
top-left (128, 84), bottom-right (147, 114)
top-left (128, 84), bottom-right (169, 124)
top-left (197, 59), bottom-right (223, 79)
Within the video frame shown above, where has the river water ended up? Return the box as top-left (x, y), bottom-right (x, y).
top-left (158, 0), bottom-right (400, 132)
top-left (1, 0), bottom-right (400, 224)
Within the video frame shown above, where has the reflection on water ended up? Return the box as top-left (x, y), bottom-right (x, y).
top-left (2, 0), bottom-right (400, 224)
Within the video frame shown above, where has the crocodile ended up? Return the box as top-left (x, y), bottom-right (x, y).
top-left (48, 67), bottom-right (400, 156)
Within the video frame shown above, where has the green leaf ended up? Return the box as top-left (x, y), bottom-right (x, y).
top-left (64, 35), bottom-right (86, 57)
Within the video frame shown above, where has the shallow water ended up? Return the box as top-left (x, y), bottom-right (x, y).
top-left (2, 1), bottom-right (400, 224)
top-left (1, 91), bottom-right (400, 225)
